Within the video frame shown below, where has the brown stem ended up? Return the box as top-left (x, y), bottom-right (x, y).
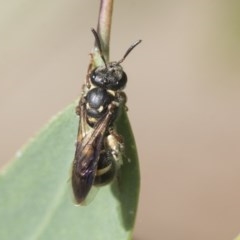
top-left (95, 0), bottom-right (114, 61)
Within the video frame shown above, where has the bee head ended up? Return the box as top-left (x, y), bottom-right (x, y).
top-left (90, 28), bottom-right (141, 91)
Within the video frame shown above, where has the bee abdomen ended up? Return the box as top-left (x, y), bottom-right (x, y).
top-left (94, 151), bottom-right (116, 186)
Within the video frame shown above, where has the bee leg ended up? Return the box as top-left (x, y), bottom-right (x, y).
top-left (116, 91), bottom-right (128, 111)
top-left (86, 54), bottom-right (94, 88)
top-left (105, 128), bottom-right (124, 166)
top-left (75, 105), bottom-right (80, 116)
top-left (108, 128), bottom-right (124, 145)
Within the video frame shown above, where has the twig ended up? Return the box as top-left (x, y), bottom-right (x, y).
top-left (93, 0), bottom-right (114, 63)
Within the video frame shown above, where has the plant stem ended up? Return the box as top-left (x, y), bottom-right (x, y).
top-left (95, 0), bottom-right (114, 61)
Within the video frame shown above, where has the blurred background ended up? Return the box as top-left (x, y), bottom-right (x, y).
top-left (1, 0), bottom-right (240, 239)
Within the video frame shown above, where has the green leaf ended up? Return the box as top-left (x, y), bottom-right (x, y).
top-left (0, 103), bottom-right (140, 240)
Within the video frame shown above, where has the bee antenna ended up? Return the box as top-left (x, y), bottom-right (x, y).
top-left (91, 28), bottom-right (108, 69)
top-left (117, 39), bottom-right (142, 64)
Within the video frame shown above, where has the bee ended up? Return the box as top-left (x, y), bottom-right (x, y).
top-left (71, 28), bottom-right (141, 204)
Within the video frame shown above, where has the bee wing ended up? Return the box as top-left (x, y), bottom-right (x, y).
top-left (72, 133), bottom-right (104, 204)
top-left (72, 101), bottom-right (117, 204)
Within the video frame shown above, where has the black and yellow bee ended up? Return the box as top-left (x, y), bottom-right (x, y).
top-left (71, 29), bottom-right (141, 204)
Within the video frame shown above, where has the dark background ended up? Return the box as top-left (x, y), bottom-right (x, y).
top-left (1, 1), bottom-right (240, 239)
